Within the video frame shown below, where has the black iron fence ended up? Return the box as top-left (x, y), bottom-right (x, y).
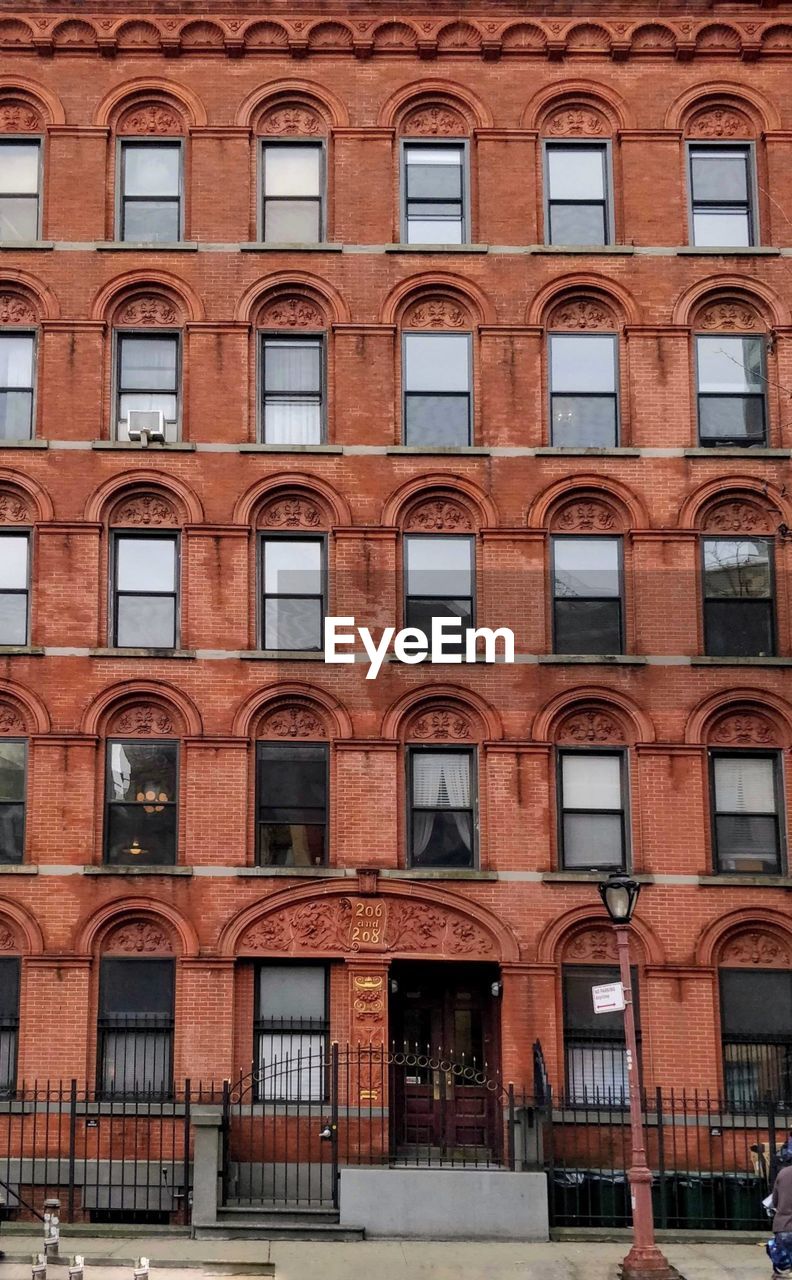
top-left (722, 1038), bottom-right (792, 1110)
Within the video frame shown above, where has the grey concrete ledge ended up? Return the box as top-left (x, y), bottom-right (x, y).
top-left (384, 243), bottom-right (488, 253)
top-left (89, 647), bottom-right (197, 659)
top-left (0, 865), bottom-right (36, 874)
top-left (691, 655), bottom-right (792, 666)
top-left (697, 874), bottom-right (792, 887)
top-left (538, 654), bottom-right (648, 665)
top-left (83, 865), bottom-right (193, 876)
top-left (0, 439), bottom-right (48, 448)
top-left (534, 446), bottom-right (641, 456)
top-left (240, 649), bottom-right (325, 661)
top-left (239, 443), bottom-right (343, 454)
top-left (532, 244), bottom-right (634, 255)
top-left (684, 447), bottom-right (790, 458)
top-left (543, 871), bottom-right (654, 884)
top-left (91, 440), bottom-right (196, 452)
top-left (95, 241), bottom-right (199, 252)
top-left (0, 241), bottom-right (54, 251)
top-left (383, 868), bottom-right (497, 880)
top-left (0, 646), bottom-right (43, 657)
top-left (385, 445), bottom-right (490, 455)
top-left (234, 866), bottom-right (346, 877)
top-left (677, 245), bottom-right (781, 256)
top-left (240, 241), bottom-right (343, 252)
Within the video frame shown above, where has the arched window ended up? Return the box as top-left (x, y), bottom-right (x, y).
top-left (116, 100), bottom-right (187, 243)
top-left (402, 700), bottom-right (482, 870)
top-left (0, 947), bottom-right (19, 1096)
top-left (546, 296), bottom-right (621, 448)
top-left (693, 297), bottom-right (769, 448)
top-left (0, 288), bottom-right (40, 443)
top-left (718, 927), bottom-right (792, 1106)
top-left (256, 489), bottom-right (330, 653)
top-left (255, 292), bottom-right (328, 445)
top-left (398, 98), bottom-right (472, 245)
top-left (108, 490), bottom-right (182, 649)
top-left (699, 496), bottom-right (777, 659)
top-left (561, 927), bottom-right (640, 1103)
top-left (255, 99), bottom-right (328, 244)
top-left (254, 699), bottom-right (330, 868)
top-left (684, 102), bottom-right (759, 248)
top-left (705, 707), bottom-right (785, 876)
top-left (111, 291), bottom-right (183, 443)
top-left (400, 295), bottom-right (474, 446)
top-left (553, 705), bottom-right (632, 872)
top-left (97, 917), bottom-right (176, 1098)
top-left (102, 701), bottom-right (181, 867)
top-left (548, 494), bottom-right (627, 656)
top-left (0, 92), bottom-right (46, 242)
top-left (541, 103), bottom-right (615, 247)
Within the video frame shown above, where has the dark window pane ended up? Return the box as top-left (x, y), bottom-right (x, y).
top-left (405, 598), bottom-right (472, 649)
top-left (699, 397), bottom-right (765, 442)
top-left (555, 599), bottom-right (622, 654)
top-left (259, 823), bottom-right (326, 867)
top-left (106, 805), bottom-right (177, 865)
top-left (0, 198), bottom-right (37, 241)
top-left (552, 396), bottom-right (617, 447)
top-left (404, 394), bottom-right (470, 445)
top-left (565, 967), bottom-right (626, 1035)
top-left (550, 204), bottom-right (606, 246)
top-left (107, 741), bottom-right (176, 803)
top-left (563, 813), bottom-right (624, 869)
top-left (117, 596), bottom-right (176, 648)
top-left (100, 1028), bottom-right (171, 1098)
top-left (0, 957), bottom-right (19, 1019)
top-left (123, 202), bottom-right (180, 243)
top-left (0, 391), bottom-right (33, 439)
top-left (705, 600), bottom-right (774, 657)
top-left (721, 970), bottom-right (792, 1037)
top-left (715, 815), bottom-right (780, 873)
top-left (258, 964), bottom-right (326, 1022)
top-left (258, 745), bottom-right (327, 815)
top-left (411, 809), bottom-right (474, 867)
top-left (0, 595), bottom-right (27, 646)
top-left (0, 742), bottom-right (25, 801)
top-left (0, 804), bottom-right (23, 864)
top-left (100, 958), bottom-right (174, 1017)
top-left (264, 201), bottom-right (321, 244)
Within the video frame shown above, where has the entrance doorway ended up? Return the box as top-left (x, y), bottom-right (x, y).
top-left (388, 961), bottom-right (501, 1159)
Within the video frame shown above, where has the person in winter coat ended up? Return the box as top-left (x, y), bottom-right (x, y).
top-left (771, 1151), bottom-right (792, 1277)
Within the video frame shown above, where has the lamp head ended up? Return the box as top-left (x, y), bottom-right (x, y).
top-left (598, 871), bottom-right (640, 925)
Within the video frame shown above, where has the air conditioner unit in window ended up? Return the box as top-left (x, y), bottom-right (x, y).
top-left (126, 409), bottom-right (166, 444)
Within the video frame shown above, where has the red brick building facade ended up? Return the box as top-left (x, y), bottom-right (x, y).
top-left (0, 0), bottom-right (790, 1131)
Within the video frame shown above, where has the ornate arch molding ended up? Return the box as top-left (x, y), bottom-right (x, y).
top-left (673, 276), bottom-right (786, 329)
top-left (219, 880), bottom-right (519, 963)
top-left (528, 475), bottom-right (648, 532)
top-left (84, 470), bottom-right (203, 525)
top-left (235, 273), bottom-right (349, 326)
top-left (76, 898), bottom-right (199, 958)
top-left (529, 276), bottom-right (638, 329)
top-left (80, 680), bottom-right (203, 739)
top-left (537, 905), bottom-right (664, 966)
top-left (378, 79), bottom-right (493, 131)
top-left (0, 678), bottom-right (50, 735)
top-left (92, 271), bottom-right (204, 326)
top-left (381, 474), bottom-right (497, 530)
top-left (382, 274), bottom-right (495, 328)
top-left (236, 79), bottom-right (349, 130)
top-left (232, 682), bottom-right (353, 740)
top-left (533, 687), bottom-right (656, 746)
top-left (381, 684), bottom-right (502, 742)
top-left (523, 79), bottom-right (632, 133)
top-left (0, 77), bottom-right (65, 128)
top-left (685, 689), bottom-right (792, 748)
top-left (0, 468), bottom-right (54, 523)
top-left (0, 897), bottom-right (44, 955)
top-left (0, 270), bottom-right (59, 323)
top-left (234, 473), bottom-right (351, 529)
top-left (94, 78), bottom-right (207, 129)
top-left (696, 908), bottom-right (792, 969)
top-left (665, 81), bottom-right (779, 134)
top-left (677, 477), bottom-right (789, 532)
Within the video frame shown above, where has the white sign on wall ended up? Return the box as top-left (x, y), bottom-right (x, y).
top-left (592, 982), bottom-right (625, 1014)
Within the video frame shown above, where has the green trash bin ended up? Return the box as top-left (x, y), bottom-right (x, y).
top-left (551, 1170), bottom-right (592, 1227)
top-left (589, 1172), bottom-right (630, 1227)
top-left (670, 1173), bottom-right (720, 1230)
top-left (723, 1175), bottom-right (766, 1230)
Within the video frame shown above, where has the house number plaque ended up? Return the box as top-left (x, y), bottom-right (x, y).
top-left (349, 898), bottom-right (387, 950)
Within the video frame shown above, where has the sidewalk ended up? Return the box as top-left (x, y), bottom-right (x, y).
top-left (0, 1236), bottom-right (774, 1280)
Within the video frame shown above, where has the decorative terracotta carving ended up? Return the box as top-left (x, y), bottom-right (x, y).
top-left (54, 20), bottom-right (96, 45)
top-left (104, 920), bottom-right (174, 954)
top-left (389, 902), bottom-right (446, 951)
top-left (710, 713), bottom-right (774, 746)
top-left (120, 105), bottom-right (181, 135)
top-left (555, 501), bottom-right (617, 532)
top-left (259, 498), bottom-right (323, 530)
top-left (438, 22), bottom-right (481, 49)
top-left (117, 22), bottom-right (160, 47)
top-left (703, 501), bottom-right (773, 534)
top-left (260, 106), bottom-right (323, 136)
top-left (549, 299), bottom-right (615, 330)
top-left (697, 302), bottom-right (757, 331)
top-left (113, 494), bottom-right (178, 527)
top-left (259, 297), bottom-right (325, 329)
top-left (722, 931), bottom-right (790, 968)
top-left (0, 703), bottom-right (25, 734)
top-left (566, 928), bottom-right (619, 963)
top-left (259, 706), bottom-right (325, 739)
top-left (116, 296), bottom-right (179, 327)
top-left (374, 22), bottom-right (416, 48)
top-left (405, 499), bottom-right (473, 533)
top-left (631, 24), bottom-right (675, 51)
top-left (409, 709), bottom-right (473, 740)
top-left (403, 106), bottom-right (466, 137)
top-left (449, 918), bottom-right (494, 955)
top-left (403, 299), bottom-right (468, 329)
top-left (0, 925), bottom-right (16, 951)
top-left (567, 23), bottom-right (610, 50)
top-left (0, 493), bottom-right (31, 523)
top-left (352, 974), bottom-right (385, 1018)
top-left (113, 705), bottom-right (175, 736)
top-left (180, 21), bottom-right (224, 47)
top-left (0, 102), bottom-right (41, 131)
top-left (242, 914), bottom-right (292, 951)
top-left (245, 22), bottom-right (289, 48)
top-left (292, 898), bottom-right (353, 951)
top-left (688, 107), bottom-right (751, 139)
top-left (558, 710), bottom-right (625, 744)
top-left (695, 26), bottom-right (742, 52)
top-left (0, 294), bottom-right (36, 325)
top-left (546, 108), bottom-right (605, 136)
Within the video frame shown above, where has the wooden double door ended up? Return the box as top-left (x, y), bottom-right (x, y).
top-left (389, 962), bottom-right (501, 1158)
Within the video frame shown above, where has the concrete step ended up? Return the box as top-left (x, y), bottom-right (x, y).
top-left (194, 1223), bottom-right (364, 1241)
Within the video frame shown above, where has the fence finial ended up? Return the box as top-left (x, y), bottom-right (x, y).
top-left (68, 1257), bottom-right (85, 1280)
top-left (43, 1199), bottom-right (60, 1257)
top-left (133, 1256), bottom-right (150, 1280)
top-left (32, 1253), bottom-right (47, 1280)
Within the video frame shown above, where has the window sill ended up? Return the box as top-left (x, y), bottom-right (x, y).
top-left (89, 647), bottom-right (196, 659)
top-left (684, 447), bottom-right (789, 458)
top-left (691, 656), bottom-right (792, 666)
top-left (236, 866), bottom-right (347, 877)
top-left (677, 246), bottom-right (780, 257)
top-left (539, 654), bottom-right (647, 666)
top-left (239, 443), bottom-right (343, 454)
top-left (95, 241), bottom-right (199, 252)
top-left (0, 240), bottom-right (54, 252)
top-left (697, 874), bottom-right (792, 887)
top-left (240, 649), bottom-right (325, 661)
top-left (532, 244), bottom-right (634, 255)
top-left (385, 243), bottom-right (489, 254)
top-left (385, 445), bottom-right (490, 455)
top-left (240, 241), bottom-right (343, 253)
top-left (0, 865), bottom-right (37, 874)
top-left (543, 871), bottom-right (653, 884)
top-left (84, 865), bottom-right (192, 876)
top-left (0, 439), bottom-right (48, 449)
top-left (0, 646), bottom-right (43, 657)
top-left (534, 447), bottom-right (642, 456)
top-left (384, 868), bottom-right (496, 880)
top-left (91, 440), bottom-right (196, 451)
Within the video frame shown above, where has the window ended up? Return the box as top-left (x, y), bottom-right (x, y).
top-left (98, 957), bottom-right (174, 1098)
top-left (550, 334), bottom-right (618, 447)
top-left (703, 538), bottom-right (774, 657)
top-left (409, 748), bottom-right (475, 868)
top-left (0, 139), bottom-right (40, 241)
top-left (0, 956), bottom-right (19, 1098)
top-left (105, 740), bottom-right (178, 866)
top-left (721, 969), bottom-right (792, 1107)
top-left (255, 964), bottom-right (328, 1101)
top-left (546, 143), bottom-right (610, 246)
top-left (0, 533), bottom-right (29, 646)
top-left (403, 143), bottom-right (466, 244)
top-left (116, 332), bottom-right (179, 441)
top-left (261, 143), bottom-right (323, 244)
top-left (261, 536), bottom-right (324, 651)
top-left (257, 743), bottom-right (328, 867)
top-left (711, 753), bottom-right (783, 875)
top-left (0, 332), bottom-right (34, 440)
top-left (113, 534), bottom-right (178, 649)
top-left (261, 335), bottom-right (323, 444)
top-left (553, 537), bottom-right (622, 654)
top-left (404, 535), bottom-right (473, 649)
top-left (403, 332), bottom-right (471, 446)
top-left (0, 740), bottom-right (25, 864)
top-left (696, 335), bottom-right (765, 446)
top-left (120, 142), bottom-right (182, 243)
top-left (563, 965), bottom-right (638, 1104)
top-left (689, 145), bottom-right (755, 248)
top-left (559, 751), bottom-right (628, 871)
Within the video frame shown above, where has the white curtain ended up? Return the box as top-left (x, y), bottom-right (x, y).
top-left (413, 754), bottom-right (470, 859)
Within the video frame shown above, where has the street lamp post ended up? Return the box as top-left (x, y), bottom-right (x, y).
top-left (598, 873), bottom-right (675, 1280)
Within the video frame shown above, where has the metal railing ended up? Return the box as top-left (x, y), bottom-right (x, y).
top-left (96, 1017), bottom-right (174, 1102)
top-left (723, 1038), bottom-right (792, 1110)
